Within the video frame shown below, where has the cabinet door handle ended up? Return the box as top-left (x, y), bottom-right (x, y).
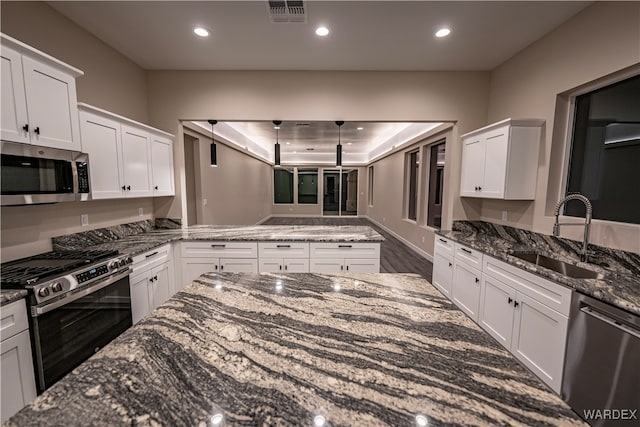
top-left (474, 186), bottom-right (478, 191)
top-left (340, 265), bottom-right (344, 270)
top-left (514, 301), bottom-right (519, 308)
top-left (122, 185), bottom-right (126, 191)
top-left (22, 124), bottom-right (29, 132)
top-left (475, 277), bottom-right (479, 283)
top-left (438, 238), bottom-right (447, 243)
top-left (214, 265), bottom-right (218, 270)
top-left (478, 186), bottom-right (482, 191)
top-left (508, 297), bottom-right (513, 304)
top-left (284, 265), bottom-right (287, 271)
top-left (155, 186), bottom-right (159, 190)
top-left (145, 251), bottom-right (159, 258)
top-left (276, 245), bottom-right (291, 248)
top-left (448, 262), bottom-right (452, 267)
top-left (34, 126), bottom-right (40, 135)
top-left (126, 185), bottom-right (131, 191)
top-left (211, 244), bottom-right (226, 248)
top-left (279, 265), bottom-right (282, 270)
top-left (338, 245), bottom-right (352, 248)
top-left (154, 276), bottom-right (158, 281)
top-left (346, 265), bottom-right (349, 271)
top-left (460, 248), bottom-right (472, 254)
top-left (220, 265), bottom-right (224, 271)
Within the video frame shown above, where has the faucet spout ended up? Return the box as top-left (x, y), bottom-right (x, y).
top-left (553, 193), bottom-right (593, 262)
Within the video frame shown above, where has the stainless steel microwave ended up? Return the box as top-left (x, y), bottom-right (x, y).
top-left (1, 141), bottom-right (91, 206)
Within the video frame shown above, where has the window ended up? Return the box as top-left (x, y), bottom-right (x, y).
top-left (566, 75), bottom-right (640, 224)
top-left (426, 141), bottom-right (446, 228)
top-left (273, 168), bottom-right (293, 204)
top-left (405, 150), bottom-right (420, 221)
top-left (297, 168), bottom-right (318, 204)
top-left (368, 166), bottom-right (374, 206)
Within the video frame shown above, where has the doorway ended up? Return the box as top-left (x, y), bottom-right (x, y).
top-left (322, 168), bottom-right (358, 216)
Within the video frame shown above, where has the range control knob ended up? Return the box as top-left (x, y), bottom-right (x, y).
top-left (125, 256), bottom-right (133, 264)
top-left (108, 260), bottom-right (119, 271)
top-left (38, 287), bottom-right (50, 298)
top-left (51, 282), bottom-right (63, 292)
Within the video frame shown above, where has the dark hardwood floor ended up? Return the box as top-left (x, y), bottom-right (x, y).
top-left (261, 217), bottom-right (433, 281)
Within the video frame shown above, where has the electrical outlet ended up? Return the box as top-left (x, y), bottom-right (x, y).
top-left (422, 236), bottom-right (425, 243)
top-left (501, 210), bottom-right (508, 221)
top-left (203, 199), bottom-right (208, 207)
top-left (383, 217), bottom-right (386, 222)
top-left (81, 214), bottom-right (89, 227)
top-left (138, 208), bottom-right (144, 216)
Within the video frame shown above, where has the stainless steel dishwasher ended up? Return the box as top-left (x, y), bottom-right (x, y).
top-left (562, 292), bottom-right (640, 426)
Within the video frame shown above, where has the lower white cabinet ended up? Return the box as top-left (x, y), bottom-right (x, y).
top-left (130, 245), bottom-right (174, 325)
top-left (309, 258), bottom-right (380, 273)
top-left (181, 257), bottom-right (259, 285)
top-left (451, 260), bottom-right (482, 321)
top-left (1, 299), bottom-right (37, 421)
top-left (309, 243), bottom-right (381, 273)
top-left (259, 258), bottom-right (309, 273)
top-left (432, 238), bottom-right (454, 297)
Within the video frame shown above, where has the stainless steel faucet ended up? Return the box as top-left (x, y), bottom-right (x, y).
top-left (553, 193), bottom-right (593, 263)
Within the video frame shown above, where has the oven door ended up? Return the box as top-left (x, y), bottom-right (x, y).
top-left (30, 269), bottom-right (132, 392)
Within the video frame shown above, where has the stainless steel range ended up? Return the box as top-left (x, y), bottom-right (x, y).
top-left (1, 249), bottom-right (133, 392)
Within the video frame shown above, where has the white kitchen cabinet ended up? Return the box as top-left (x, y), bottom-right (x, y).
top-left (432, 237), bottom-right (455, 297)
top-left (0, 34), bottom-right (82, 151)
top-left (309, 242), bottom-right (381, 273)
top-left (150, 134), bottom-right (175, 196)
top-left (1, 299), bottom-right (37, 421)
top-left (460, 118), bottom-right (543, 200)
top-left (479, 255), bottom-right (571, 393)
top-left (258, 242), bottom-right (309, 273)
top-left (309, 258), bottom-right (380, 273)
top-left (78, 103), bottom-right (174, 200)
top-left (130, 245), bottom-right (174, 324)
top-left (180, 242), bottom-right (259, 285)
top-left (451, 260), bottom-right (482, 321)
top-left (259, 258), bottom-right (310, 273)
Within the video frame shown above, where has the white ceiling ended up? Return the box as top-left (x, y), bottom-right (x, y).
top-left (48, 1), bottom-right (591, 71)
top-left (191, 120), bottom-right (443, 164)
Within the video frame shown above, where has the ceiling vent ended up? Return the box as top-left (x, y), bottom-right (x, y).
top-left (267, 0), bottom-right (307, 24)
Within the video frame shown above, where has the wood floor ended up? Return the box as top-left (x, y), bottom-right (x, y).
top-left (261, 217), bottom-right (434, 281)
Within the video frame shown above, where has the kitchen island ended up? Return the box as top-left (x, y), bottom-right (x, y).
top-left (6, 273), bottom-right (584, 426)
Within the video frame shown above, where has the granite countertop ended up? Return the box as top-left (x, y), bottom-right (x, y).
top-left (0, 289), bottom-right (27, 306)
top-left (7, 273), bottom-right (585, 426)
top-left (437, 221), bottom-right (640, 316)
top-left (53, 225), bottom-right (385, 258)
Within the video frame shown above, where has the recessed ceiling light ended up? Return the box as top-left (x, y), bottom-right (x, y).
top-left (193, 27), bottom-right (209, 37)
top-left (435, 28), bottom-right (451, 38)
top-left (315, 26), bottom-right (329, 37)
top-left (286, 142), bottom-right (291, 145)
top-left (347, 142), bottom-right (352, 145)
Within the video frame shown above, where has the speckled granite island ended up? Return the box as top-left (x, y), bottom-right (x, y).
top-left (6, 273), bottom-right (585, 426)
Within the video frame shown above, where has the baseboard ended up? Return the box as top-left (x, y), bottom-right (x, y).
top-left (362, 215), bottom-right (434, 262)
top-left (256, 214), bottom-right (274, 224)
top-left (265, 214), bottom-right (364, 218)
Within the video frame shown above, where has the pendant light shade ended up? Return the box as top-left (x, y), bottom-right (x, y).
top-left (208, 120), bottom-right (218, 167)
top-left (273, 120), bottom-right (282, 167)
top-left (335, 120), bottom-right (344, 167)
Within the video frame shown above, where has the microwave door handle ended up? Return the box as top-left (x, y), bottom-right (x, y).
top-left (32, 268), bottom-right (131, 317)
top-left (71, 157), bottom-right (80, 199)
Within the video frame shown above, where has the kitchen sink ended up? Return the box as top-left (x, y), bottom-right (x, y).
top-left (510, 252), bottom-right (605, 280)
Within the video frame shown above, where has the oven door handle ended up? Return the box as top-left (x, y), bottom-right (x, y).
top-left (32, 268), bottom-right (132, 317)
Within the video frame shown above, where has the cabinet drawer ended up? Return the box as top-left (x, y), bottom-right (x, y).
top-left (310, 243), bottom-right (380, 259)
top-left (132, 244), bottom-right (171, 274)
top-left (434, 237), bottom-right (455, 259)
top-left (455, 243), bottom-right (483, 270)
top-left (181, 241), bottom-right (257, 258)
top-left (1, 299), bottom-right (29, 341)
top-left (483, 255), bottom-right (572, 316)
top-left (259, 242), bottom-right (309, 258)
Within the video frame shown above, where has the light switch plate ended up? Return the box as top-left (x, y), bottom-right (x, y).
top-left (81, 214), bottom-right (89, 226)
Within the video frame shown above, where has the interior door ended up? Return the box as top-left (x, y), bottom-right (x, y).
top-left (322, 170), bottom-right (340, 216)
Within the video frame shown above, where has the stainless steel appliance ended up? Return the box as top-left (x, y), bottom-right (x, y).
top-left (1, 141), bottom-right (90, 206)
top-left (562, 292), bottom-right (640, 426)
top-left (1, 250), bottom-right (132, 392)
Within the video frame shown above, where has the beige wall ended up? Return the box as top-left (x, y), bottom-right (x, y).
top-left (0, 1), bottom-right (153, 261)
top-left (484, 1), bottom-right (640, 253)
top-left (146, 70), bottom-right (491, 225)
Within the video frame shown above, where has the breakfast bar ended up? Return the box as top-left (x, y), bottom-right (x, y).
top-left (6, 272), bottom-right (585, 426)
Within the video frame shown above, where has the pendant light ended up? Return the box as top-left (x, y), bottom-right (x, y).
top-left (335, 120), bottom-right (344, 167)
top-left (273, 120), bottom-right (282, 167)
top-left (208, 120), bottom-right (218, 167)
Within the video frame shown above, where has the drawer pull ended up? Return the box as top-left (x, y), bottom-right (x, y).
top-left (284, 265), bottom-right (288, 271)
top-left (460, 248), bottom-right (472, 254)
top-left (276, 245), bottom-right (291, 248)
top-left (338, 245), bottom-right (352, 248)
top-left (220, 265), bottom-right (224, 271)
top-left (438, 238), bottom-right (447, 243)
top-left (211, 244), bottom-right (226, 248)
top-left (145, 251), bottom-right (159, 258)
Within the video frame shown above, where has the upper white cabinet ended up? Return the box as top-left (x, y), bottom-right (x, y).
top-left (1, 33), bottom-right (83, 151)
top-left (78, 103), bottom-right (174, 200)
top-left (460, 119), bottom-right (543, 200)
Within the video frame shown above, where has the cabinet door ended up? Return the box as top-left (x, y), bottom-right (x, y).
top-left (181, 257), bottom-right (219, 286)
top-left (460, 136), bottom-right (485, 197)
top-left (121, 125), bottom-right (153, 198)
top-left (451, 262), bottom-right (482, 321)
top-left (345, 258), bottom-right (380, 273)
top-left (1, 329), bottom-right (37, 422)
top-left (79, 111), bottom-right (124, 199)
top-left (22, 56), bottom-right (81, 151)
top-left (259, 258), bottom-right (283, 273)
top-left (481, 129), bottom-right (509, 198)
top-left (130, 274), bottom-right (151, 325)
top-left (150, 135), bottom-right (174, 196)
top-left (1, 46), bottom-right (29, 144)
top-left (150, 262), bottom-right (171, 309)
top-left (479, 276), bottom-right (515, 349)
top-left (283, 258), bottom-right (309, 273)
top-left (432, 252), bottom-right (453, 297)
top-left (512, 292), bottom-right (568, 393)
top-left (309, 258), bottom-right (345, 273)
top-left (220, 258), bottom-right (258, 273)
